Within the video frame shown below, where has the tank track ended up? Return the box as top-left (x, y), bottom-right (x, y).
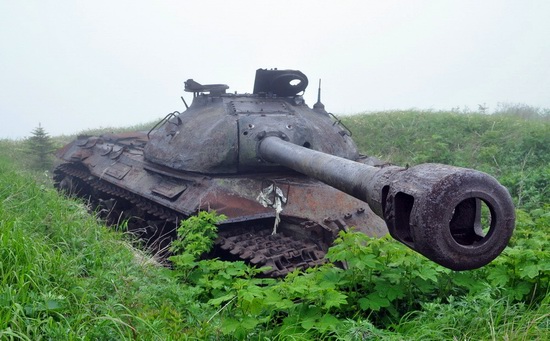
top-left (53, 163), bottom-right (326, 276)
top-left (217, 228), bottom-right (326, 277)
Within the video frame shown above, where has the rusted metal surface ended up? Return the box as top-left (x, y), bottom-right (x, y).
top-left (253, 69), bottom-right (308, 97)
top-left (54, 68), bottom-right (515, 275)
top-left (217, 226), bottom-right (325, 277)
top-left (258, 136), bottom-right (515, 270)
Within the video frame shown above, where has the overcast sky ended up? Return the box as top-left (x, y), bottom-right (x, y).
top-left (1, 1), bottom-right (549, 139)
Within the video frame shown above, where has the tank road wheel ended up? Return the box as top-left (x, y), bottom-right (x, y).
top-left (55, 174), bottom-right (80, 196)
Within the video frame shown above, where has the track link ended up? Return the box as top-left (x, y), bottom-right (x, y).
top-left (217, 228), bottom-right (326, 276)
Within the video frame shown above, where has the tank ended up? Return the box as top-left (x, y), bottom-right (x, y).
top-left (53, 68), bottom-right (515, 276)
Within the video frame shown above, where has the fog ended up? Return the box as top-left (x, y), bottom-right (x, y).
top-left (1, 1), bottom-right (549, 139)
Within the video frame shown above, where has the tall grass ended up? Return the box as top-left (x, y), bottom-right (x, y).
top-left (0, 157), bottom-right (213, 339)
top-left (343, 110), bottom-right (550, 210)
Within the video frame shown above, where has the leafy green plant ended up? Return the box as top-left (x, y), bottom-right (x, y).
top-left (170, 210), bottom-right (226, 258)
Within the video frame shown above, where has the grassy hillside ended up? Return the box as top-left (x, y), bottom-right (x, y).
top-left (1, 111), bottom-right (548, 340)
top-left (342, 111), bottom-right (549, 210)
top-left (0, 156), bottom-right (212, 339)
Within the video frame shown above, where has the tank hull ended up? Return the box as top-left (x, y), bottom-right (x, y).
top-left (54, 132), bottom-right (387, 276)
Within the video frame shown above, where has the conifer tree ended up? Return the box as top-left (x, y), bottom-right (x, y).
top-left (27, 123), bottom-right (55, 170)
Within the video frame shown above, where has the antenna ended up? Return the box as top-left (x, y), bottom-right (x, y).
top-left (317, 79), bottom-right (322, 103)
top-left (181, 96), bottom-right (189, 109)
top-left (313, 78), bottom-right (327, 114)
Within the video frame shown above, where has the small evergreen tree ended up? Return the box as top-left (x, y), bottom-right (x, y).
top-left (27, 123), bottom-right (55, 170)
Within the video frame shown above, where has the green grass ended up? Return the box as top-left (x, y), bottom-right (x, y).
top-left (0, 157), bottom-right (217, 340)
top-left (1, 110), bottom-right (549, 340)
top-left (343, 110), bottom-right (549, 210)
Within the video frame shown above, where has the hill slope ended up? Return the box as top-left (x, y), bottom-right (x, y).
top-left (1, 111), bottom-right (548, 340)
top-left (343, 111), bottom-right (549, 210)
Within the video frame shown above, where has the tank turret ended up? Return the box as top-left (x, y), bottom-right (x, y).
top-left (144, 69), bottom-right (358, 174)
top-left (54, 68), bottom-right (515, 276)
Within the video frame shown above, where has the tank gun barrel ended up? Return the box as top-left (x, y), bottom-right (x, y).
top-left (258, 136), bottom-right (515, 270)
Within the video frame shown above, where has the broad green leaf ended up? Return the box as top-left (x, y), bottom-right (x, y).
top-left (358, 293), bottom-right (391, 311)
top-left (374, 281), bottom-right (405, 301)
top-left (207, 293), bottom-right (235, 306)
top-left (241, 316), bottom-right (259, 330)
top-left (220, 318), bottom-right (240, 335)
top-left (323, 290), bottom-right (347, 309)
top-left (511, 282), bottom-right (533, 300)
top-left (414, 266), bottom-right (440, 282)
top-left (360, 254), bottom-right (381, 269)
top-left (240, 285), bottom-right (264, 303)
top-left (301, 317), bottom-right (317, 330)
top-left (487, 267), bottom-right (510, 286)
top-left (317, 314), bottom-right (340, 332)
top-left (519, 264), bottom-right (542, 279)
top-left (303, 306), bottom-right (322, 318)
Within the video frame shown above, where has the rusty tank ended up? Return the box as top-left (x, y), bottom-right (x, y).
top-left (53, 68), bottom-right (515, 276)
